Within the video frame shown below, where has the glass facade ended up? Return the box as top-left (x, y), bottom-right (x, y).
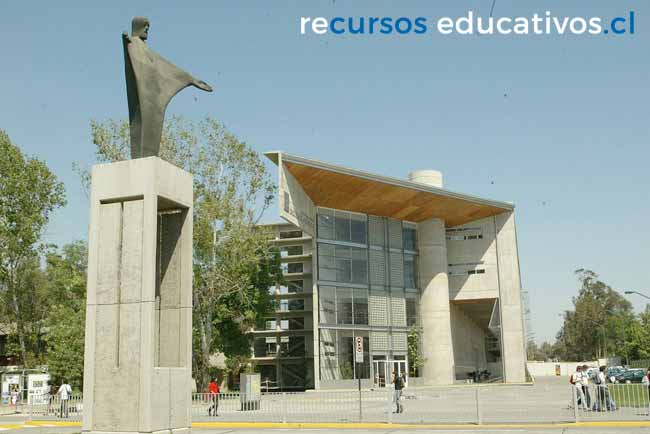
top-left (316, 207), bottom-right (420, 382)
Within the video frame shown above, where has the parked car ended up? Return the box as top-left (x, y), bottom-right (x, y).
top-left (607, 366), bottom-right (626, 382)
top-left (615, 368), bottom-right (646, 384)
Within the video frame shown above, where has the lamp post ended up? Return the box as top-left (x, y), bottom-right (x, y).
top-left (624, 290), bottom-right (650, 301)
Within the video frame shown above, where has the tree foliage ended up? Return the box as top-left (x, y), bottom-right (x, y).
top-left (555, 269), bottom-right (634, 361)
top-left (407, 326), bottom-right (425, 377)
top-left (0, 130), bottom-right (66, 366)
top-left (87, 117), bottom-right (279, 390)
top-left (43, 241), bottom-right (88, 389)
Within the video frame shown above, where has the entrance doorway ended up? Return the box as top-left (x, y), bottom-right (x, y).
top-left (373, 359), bottom-right (408, 387)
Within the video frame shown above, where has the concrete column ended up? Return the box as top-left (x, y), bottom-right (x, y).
top-left (494, 212), bottom-right (527, 383)
top-left (418, 218), bottom-right (455, 385)
top-left (82, 157), bottom-right (193, 434)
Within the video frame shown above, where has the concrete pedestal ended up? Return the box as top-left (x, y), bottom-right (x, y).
top-left (82, 157), bottom-right (193, 434)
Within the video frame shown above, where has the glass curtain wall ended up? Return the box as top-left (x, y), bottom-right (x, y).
top-left (317, 207), bottom-right (419, 382)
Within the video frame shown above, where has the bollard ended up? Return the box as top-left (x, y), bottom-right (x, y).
top-left (475, 387), bottom-right (482, 425)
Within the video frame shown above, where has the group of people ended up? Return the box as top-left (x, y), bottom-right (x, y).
top-left (570, 365), bottom-right (622, 412)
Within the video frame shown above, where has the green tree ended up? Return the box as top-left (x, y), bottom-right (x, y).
top-left (86, 117), bottom-right (278, 391)
top-left (43, 241), bottom-right (88, 389)
top-left (555, 269), bottom-right (633, 361)
top-left (407, 326), bottom-right (425, 377)
top-left (0, 130), bottom-right (66, 366)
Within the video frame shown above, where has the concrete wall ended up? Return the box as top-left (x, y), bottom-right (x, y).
top-left (418, 218), bottom-right (455, 385)
top-left (527, 361), bottom-right (597, 377)
top-left (83, 157), bottom-right (193, 434)
top-left (446, 217), bottom-right (499, 301)
top-left (279, 155), bottom-right (316, 237)
top-left (494, 212), bottom-right (527, 383)
top-left (450, 304), bottom-right (488, 378)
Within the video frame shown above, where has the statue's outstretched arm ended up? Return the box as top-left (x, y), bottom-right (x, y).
top-left (193, 79), bottom-right (213, 92)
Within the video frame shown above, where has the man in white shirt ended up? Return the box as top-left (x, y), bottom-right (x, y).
top-left (57, 379), bottom-right (72, 419)
top-left (580, 364), bottom-right (591, 409)
top-left (594, 366), bottom-right (614, 411)
top-left (570, 366), bottom-right (587, 410)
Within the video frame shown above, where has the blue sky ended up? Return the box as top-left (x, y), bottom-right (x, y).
top-left (1, 1), bottom-right (648, 343)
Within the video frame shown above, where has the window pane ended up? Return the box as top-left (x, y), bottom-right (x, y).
top-left (404, 254), bottom-right (418, 288)
top-left (406, 293), bottom-right (419, 327)
top-left (403, 227), bottom-right (417, 251)
top-left (335, 214), bottom-right (351, 242)
top-left (287, 280), bottom-right (304, 293)
top-left (288, 299), bottom-right (305, 311)
top-left (350, 217), bottom-right (367, 244)
top-left (319, 329), bottom-right (338, 380)
top-left (319, 286), bottom-right (336, 324)
top-left (318, 212), bottom-right (335, 240)
top-left (336, 258), bottom-right (351, 282)
top-left (287, 263), bottom-right (303, 274)
top-left (281, 336), bottom-right (305, 356)
top-left (254, 337), bottom-right (277, 357)
top-left (337, 288), bottom-right (353, 325)
top-left (354, 288), bottom-right (369, 325)
top-left (351, 247), bottom-right (368, 284)
top-left (351, 260), bottom-right (367, 284)
top-left (280, 230), bottom-right (302, 239)
top-left (289, 317), bottom-right (305, 330)
top-left (337, 330), bottom-right (354, 380)
top-left (282, 245), bottom-right (303, 256)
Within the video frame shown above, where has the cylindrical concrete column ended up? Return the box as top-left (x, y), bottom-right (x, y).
top-left (409, 170), bottom-right (443, 189)
top-left (418, 218), bottom-right (455, 385)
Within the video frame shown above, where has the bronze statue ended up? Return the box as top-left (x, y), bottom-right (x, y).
top-left (123, 17), bottom-right (212, 159)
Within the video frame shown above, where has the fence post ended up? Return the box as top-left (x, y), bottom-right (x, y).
top-left (28, 394), bottom-right (32, 422)
top-left (572, 386), bottom-right (579, 422)
top-left (386, 385), bottom-right (392, 424)
top-left (475, 387), bottom-right (482, 425)
top-left (281, 392), bottom-right (287, 423)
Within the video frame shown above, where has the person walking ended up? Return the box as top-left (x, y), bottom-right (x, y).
top-left (580, 365), bottom-right (592, 409)
top-left (207, 377), bottom-right (219, 417)
top-left (57, 379), bottom-right (72, 419)
top-left (392, 371), bottom-right (404, 414)
top-left (570, 366), bottom-right (587, 410)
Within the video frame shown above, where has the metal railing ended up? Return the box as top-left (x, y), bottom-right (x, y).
top-left (14, 383), bottom-right (650, 425)
top-left (571, 383), bottom-right (650, 421)
top-left (26, 393), bottom-right (83, 421)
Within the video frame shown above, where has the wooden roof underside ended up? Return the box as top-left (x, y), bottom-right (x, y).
top-left (284, 161), bottom-right (510, 226)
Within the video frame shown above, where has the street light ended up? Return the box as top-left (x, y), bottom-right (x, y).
top-left (624, 290), bottom-right (650, 301)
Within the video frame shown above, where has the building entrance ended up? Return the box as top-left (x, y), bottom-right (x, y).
top-left (373, 359), bottom-right (408, 387)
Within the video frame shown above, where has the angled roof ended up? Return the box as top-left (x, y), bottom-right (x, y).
top-left (266, 151), bottom-right (513, 226)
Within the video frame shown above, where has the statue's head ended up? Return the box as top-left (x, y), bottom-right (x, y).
top-left (131, 17), bottom-right (150, 40)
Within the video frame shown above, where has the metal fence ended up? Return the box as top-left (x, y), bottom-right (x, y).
top-left (25, 393), bottom-right (83, 421)
top-left (14, 383), bottom-right (650, 425)
top-left (571, 383), bottom-right (650, 421)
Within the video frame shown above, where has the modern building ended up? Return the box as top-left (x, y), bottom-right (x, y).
top-left (250, 152), bottom-right (527, 389)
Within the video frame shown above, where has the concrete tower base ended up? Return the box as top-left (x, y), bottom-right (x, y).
top-left (82, 157), bottom-right (193, 434)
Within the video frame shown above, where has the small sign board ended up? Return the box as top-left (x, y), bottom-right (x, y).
top-left (355, 336), bottom-right (364, 363)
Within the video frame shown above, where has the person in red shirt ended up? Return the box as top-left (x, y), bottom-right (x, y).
top-left (208, 377), bottom-right (219, 416)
